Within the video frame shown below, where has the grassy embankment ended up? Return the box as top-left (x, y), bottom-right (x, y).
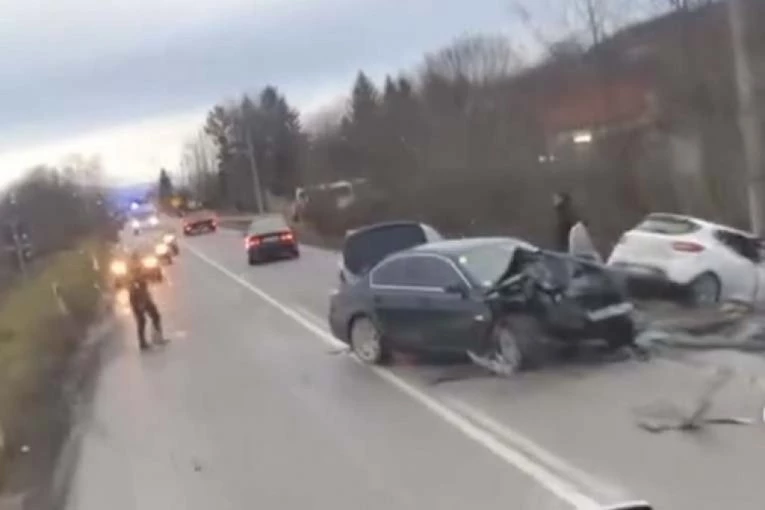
top-left (0, 239), bottom-right (109, 495)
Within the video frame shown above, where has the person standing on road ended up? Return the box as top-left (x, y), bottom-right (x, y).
top-left (127, 251), bottom-right (165, 351)
top-left (553, 192), bottom-right (602, 262)
top-left (553, 192), bottom-right (577, 252)
top-left (568, 217), bottom-right (603, 263)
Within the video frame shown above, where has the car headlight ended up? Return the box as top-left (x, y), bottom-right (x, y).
top-left (155, 243), bottom-right (169, 256)
top-left (163, 234), bottom-right (175, 243)
top-left (110, 260), bottom-right (128, 276)
top-left (131, 220), bottom-right (140, 229)
top-left (142, 256), bottom-right (159, 268)
top-left (149, 216), bottom-right (159, 226)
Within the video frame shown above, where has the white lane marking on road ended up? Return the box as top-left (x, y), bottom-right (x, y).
top-left (445, 397), bottom-right (628, 503)
top-left (295, 305), bottom-right (327, 328)
top-left (184, 242), bottom-right (604, 510)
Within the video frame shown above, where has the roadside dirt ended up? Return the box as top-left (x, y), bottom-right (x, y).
top-left (0, 305), bottom-right (114, 510)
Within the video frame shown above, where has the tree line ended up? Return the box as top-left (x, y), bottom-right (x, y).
top-left (179, 0), bottom-right (762, 250)
top-left (0, 156), bottom-right (115, 283)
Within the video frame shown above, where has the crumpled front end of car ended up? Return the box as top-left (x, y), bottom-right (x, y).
top-left (493, 249), bottom-right (634, 342)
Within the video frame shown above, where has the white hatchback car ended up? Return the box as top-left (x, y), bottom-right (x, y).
top-left (607, 213), bottom-right (765, 305)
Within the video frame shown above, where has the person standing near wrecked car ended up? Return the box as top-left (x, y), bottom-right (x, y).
top-left (553, 192), bottom-right (602, 262)
top-left (553, 192), bottom-right (577, 252)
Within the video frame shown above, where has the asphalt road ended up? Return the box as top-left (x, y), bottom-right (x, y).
top-left (65, 226), bottom-right (765, 510)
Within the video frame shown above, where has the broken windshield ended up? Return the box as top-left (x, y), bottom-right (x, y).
top-left (456, 241), bottom-right (524, 288)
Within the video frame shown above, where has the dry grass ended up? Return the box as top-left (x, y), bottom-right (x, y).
top-left (0, 239), bottom-right (108, 488)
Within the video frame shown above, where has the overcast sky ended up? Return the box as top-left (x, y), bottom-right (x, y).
top-left (0, 0), bottom-right (555, 185)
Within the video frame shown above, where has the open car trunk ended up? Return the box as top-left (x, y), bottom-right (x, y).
top-left (342, 222), bottom-right (441, 279)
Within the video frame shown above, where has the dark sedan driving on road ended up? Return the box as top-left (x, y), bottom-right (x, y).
top-left (329, 237), bottom-right (635, 370)
top-left (245, 214), bottom-right (300, 265)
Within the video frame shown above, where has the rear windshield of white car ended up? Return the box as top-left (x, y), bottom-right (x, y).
top-left (635, 215), bottom-right (701, 235)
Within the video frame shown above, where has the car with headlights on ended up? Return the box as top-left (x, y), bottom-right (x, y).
top-left (245, 214), bottom-right (299, 264)
top-left (129, 211), bottom-right (161, 233)
top-left (110, 249), bottom-right (164, 289)
top-left (161, 232), bottom-right (179, 255)
top-left (329, 237), bottom-right (635, 370)
top-left (154, 240), bottom-right (173, 265)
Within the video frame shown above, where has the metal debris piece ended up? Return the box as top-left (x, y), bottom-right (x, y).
top-left (467, 351), bottom-right (515, 377)
top-left (635, 368), bottom-right (755, 433)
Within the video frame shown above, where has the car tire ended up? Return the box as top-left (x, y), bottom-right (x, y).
top-left (349, 316), bottom-right (390, 365)
top-left (292, 248), bottom-right (300, 259)
top-left (603, 316), bottom-right (635, 350)
top-left (687, 272), bottom-right (721, 306)
top-left (491, 315), bottom-right (548, 372)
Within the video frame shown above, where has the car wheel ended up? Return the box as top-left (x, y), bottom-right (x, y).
top-left (491, 315), bottom-right (548, 372)
top-left (603, 316), bottom-right (635, 350)
top-left (248, 253), bottom-right (259, 266)
top-left (349, 316), bottom-right (389, 365)
top-left (688, 272), bottom-right (721, 306)
top-left (292, 248), bottom-right (300, 258)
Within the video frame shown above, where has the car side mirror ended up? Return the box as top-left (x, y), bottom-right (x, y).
top-left (444, 284), bottom-right (468, 299)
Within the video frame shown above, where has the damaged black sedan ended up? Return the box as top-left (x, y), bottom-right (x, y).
top-left (329, 237), bottom-right (635, 370)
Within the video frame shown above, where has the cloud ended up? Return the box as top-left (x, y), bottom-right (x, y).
top-left (0, 0), bottom-right (518, 183)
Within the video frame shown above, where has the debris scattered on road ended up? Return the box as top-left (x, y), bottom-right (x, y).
top-left (467, 351), bottom-right (516, 377)
top-left (634, 367), bottom-right (756, 433)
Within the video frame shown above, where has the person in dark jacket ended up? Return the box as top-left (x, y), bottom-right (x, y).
top-left (553, 192), bottom-right (578, 252)
top-left (127, 251), bottom-right (164, 350)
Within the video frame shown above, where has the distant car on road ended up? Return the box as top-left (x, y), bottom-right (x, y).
top-left (608, 213), bottom-right (765, 306)
top-left (183, 212), bottom-right (217, 236)
top-left (161, 232), bottom-right (180, 255)
top-left (129, 210), bottom-right (160, 233)
top-left (338, 221), bottom-right (443, 286)
top-left (154, 240), bottom-right (174, 265)
top-left (245, 214), bottom-right (299, 265)
top-left (329, 236), bottom-right (635, 369)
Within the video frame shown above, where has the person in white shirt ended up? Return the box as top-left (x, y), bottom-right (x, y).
top-left (568, 218), bottom-right (603, 263)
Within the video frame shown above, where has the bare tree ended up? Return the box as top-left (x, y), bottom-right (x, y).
top-left (422, 34), bottom-right (524, 84)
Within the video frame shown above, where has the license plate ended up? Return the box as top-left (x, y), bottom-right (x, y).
top-left (587, 302), bottom-right (633, 321)
top-left (262, 236), bottom-right (279, 243)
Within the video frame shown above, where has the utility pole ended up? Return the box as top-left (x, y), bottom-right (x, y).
top-left (729, 0), bottom-right (765, 235)
top-left (2, 221), bottom-right (32, 278)
top-left (244, 125), bottom-right (266, 215)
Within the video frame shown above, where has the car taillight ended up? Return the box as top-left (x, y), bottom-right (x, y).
top-left (246, 236), bottom-right (261, 248)
top-left (672, 241), bottom-right (705, 253)
top-left (280, 231), bottom-right (294, 242)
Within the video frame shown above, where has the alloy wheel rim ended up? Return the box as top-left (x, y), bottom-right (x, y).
top-left (353, 320), bottom-right (381, 363)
